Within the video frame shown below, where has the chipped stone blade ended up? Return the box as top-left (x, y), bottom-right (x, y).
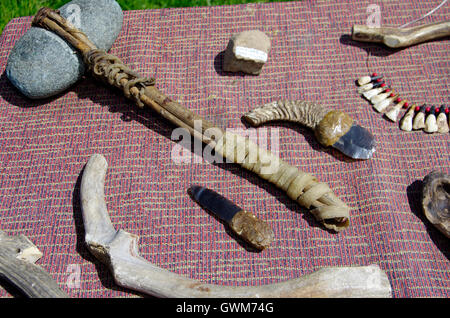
top-left (188, 185), bottom-right (241, 224)
top-left (332, 124), bottom-right (376, 160)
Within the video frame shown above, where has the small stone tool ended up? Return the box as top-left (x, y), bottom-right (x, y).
top-left (188, 185), bottom-right (274, 250)
top-left (243, 100), bottom-right (376, 160)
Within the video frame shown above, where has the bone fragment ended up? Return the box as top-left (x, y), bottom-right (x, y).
top-left (0, 231), bottom-right (68, 297)
top-left (80, 154), bottom-right (392, 298)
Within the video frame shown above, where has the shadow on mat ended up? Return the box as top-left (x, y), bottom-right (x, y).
top-left (0, 276), bottom-right (27, 298)
top-left (339, 34), bottom-right (401, 57)
top-left (407, 180), bottom-right (449, 259)
top-left (72, 166), bottom-right (151, 298)
top-left (0, 72), bottom-right (67, 108)
top-left (213, 50), bottom-right (253, 77)
top-left (339, 34), bottom-right (450, 57)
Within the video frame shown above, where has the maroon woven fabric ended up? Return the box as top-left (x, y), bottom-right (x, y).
top-left (0, 0), bottom-right (448, 298)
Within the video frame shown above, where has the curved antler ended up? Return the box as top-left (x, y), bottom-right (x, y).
top-left (80, 154), bottom-right (391, 298)
top-left (351, 20), bottom-right (450, 48)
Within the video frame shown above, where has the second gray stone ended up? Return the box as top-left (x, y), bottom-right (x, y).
top-left (6, 0), bottom-right (123, 99)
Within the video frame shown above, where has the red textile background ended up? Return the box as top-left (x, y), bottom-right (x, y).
top-left (0, 0), bottom-right (448, 298)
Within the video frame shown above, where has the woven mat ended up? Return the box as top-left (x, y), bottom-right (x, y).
top-left (0, 0), bottom-right (448, 298)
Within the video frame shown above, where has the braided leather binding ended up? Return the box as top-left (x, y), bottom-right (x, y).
top-left (83, 50), bottom-right (155, 108)
top-left (215, 132), bottom-right (350, 232)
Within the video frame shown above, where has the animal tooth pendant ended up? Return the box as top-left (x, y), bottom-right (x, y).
top-left (385, 99), bottom-right (408, 122)
top-left (357, 73), bottom-right (448, 135)
top-left (370, 88), bottom-right (392, 104)
top-left (362, 83), bottom-right (386, 100)
top-left (374, 92), bottom-right (399, 113)
top-left (412, 105), bottom-right (426, 130)
top-left (400, 104), bottom-right (418, 131)
top-left (357, 73), bottom-right (383, 86)
top-left (436, 107), bottom-right (449, 133)
top-left (424, 106), bottom-right (438, 133)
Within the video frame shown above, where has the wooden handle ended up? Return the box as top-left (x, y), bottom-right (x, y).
top-left (352, 20), bottom-right (450, 48)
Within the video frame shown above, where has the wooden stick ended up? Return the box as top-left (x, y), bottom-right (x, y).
top-left (352, 20), bottom-right (450, 48)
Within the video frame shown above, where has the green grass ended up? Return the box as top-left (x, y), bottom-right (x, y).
top-left (0, 0), bottom-right (286, 35)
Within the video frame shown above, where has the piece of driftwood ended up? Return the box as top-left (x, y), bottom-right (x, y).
top-left (80, 154), bottom-right (392, 298)
top-left (422, 171), bottom-right (450, 238)
top-left (0, 231), bottom-right (68, 297)
top-left (351, 20), bottom-right (450, 48)
top-left (31, 8), bottom-right (351, 232)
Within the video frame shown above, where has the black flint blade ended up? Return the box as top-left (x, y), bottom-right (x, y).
top-left (188, 185), bottom-right (242, 224)
top-left (332, 124), bottom-right (376, 160)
